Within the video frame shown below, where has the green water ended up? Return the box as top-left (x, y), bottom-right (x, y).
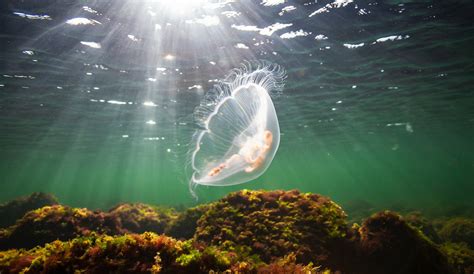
top-left (0, 0), bottom-right (473, 210)
top-left (1, 124), bottom-right (472, 209)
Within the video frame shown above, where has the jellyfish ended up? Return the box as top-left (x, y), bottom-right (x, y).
top-left (188, 61), bottom-right (286, 197)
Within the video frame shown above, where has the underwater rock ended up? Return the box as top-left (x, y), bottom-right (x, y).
top-left (108, 203), bottom-right (177, 234)
top-left (440, 242), bottom-right (474, 274)
top-left (255, 253), bottom-right (321, 273)
top-left (0, 232), bottom-right (300, 273)
top-left (404, 211), bottom-right (442, 243)
top-left (0, 191), bottom-right (464, 273)
top-left (0, 232), bottom-right (236, 273)
top-left (0, 203), bottom-right (181, 250)
top-left (356, 211), bottom-right (452, 274)
top-left (193, 189), bottom-right (349, 269)
top-left (0, 192), bottom-right (58, 229)
top-left (438, 218), bottom-right (474, 249)
top-left (0, 205), bottom-right (120, 250)
top-left (165, 204), bottom-right (210, 240)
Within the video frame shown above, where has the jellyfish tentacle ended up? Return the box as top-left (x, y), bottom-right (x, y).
top-left (194, 61), bottom-right (286, 129)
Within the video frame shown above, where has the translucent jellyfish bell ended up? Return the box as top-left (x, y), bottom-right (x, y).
top-left (189, 62), bottom-right (286, 196)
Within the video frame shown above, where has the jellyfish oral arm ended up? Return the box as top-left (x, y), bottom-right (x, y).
top-left (243, 130), bottom-right (273, 173)
top-left (208, 163), bottom-right (226, 177)
top-left (207, 154), bottom-right (242, 177)
top-left (206, 130), bottom-right (273, 177)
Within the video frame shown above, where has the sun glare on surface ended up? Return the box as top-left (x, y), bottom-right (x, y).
top-left (152, 0), bottom-right (210, 15)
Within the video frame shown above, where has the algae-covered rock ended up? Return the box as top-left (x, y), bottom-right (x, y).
top-left (194, 189), bottom-right (348, 268)
top-left (0, 203), bottom-right (180, 250)
top-left (0, 233), bottom-right (180, 273)
top-left (441, 242), bottom-right (474, 274)
top-left (357, 211), bottom-right (452, 274)
top-left (439, 218), bottom-right (474, 249)
top-left (255, 253), bottom-right (323, 273)
top-left (0, 191), bottom-right (461, 273)
top-left (0, 232), bottom-right (257, 273)
top-left (405, 211), bottom-right (442, 243)
top-left (0, 205), bottom-right (119, 250)
top-left (165, 204), bottom-right (210, 239)
top-left (0, 192), bottom-right (58, 229)
top-left (108, 203), bottom-right (178, 234)
top-left (0, 232), bottom-right (323, 274)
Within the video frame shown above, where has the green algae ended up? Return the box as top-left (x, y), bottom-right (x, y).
top-left (0, 190), bottom-right (472, 273)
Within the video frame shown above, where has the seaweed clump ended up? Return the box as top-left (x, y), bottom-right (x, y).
top-left (165, 204), bottom-right (210, 239)
top-left (255, 253), bottom-right (321, 273)
top-left (194, 189), bottom-right (348, 269)
top-left (0, 192), bottom-right (58, 229)
top-left (0, 203), bottom-right (179, 250)
top-left (0, 232), bottom-right (299, 273)
top-left (0, 190), bottom-right (469, 273)
top-left (0, 205), bottom-right (118, 250)
top-left (438, 218), bottom-right (474, 249)
top-left (108, 203), bottom-right (177, 234)
top-left (404, 211), bottom-right (442, 243)
top-left (356, 211), bottom-right (452, 274)
top-left (440, 242), bottom-right (474, 274)
top-left (0, 232), bottom-right (242, 273)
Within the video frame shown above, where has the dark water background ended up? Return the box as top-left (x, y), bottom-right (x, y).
top-left (0, 0), bottom-right (473, 210)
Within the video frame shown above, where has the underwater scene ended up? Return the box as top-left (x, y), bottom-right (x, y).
top-left (1, 0), bottom-right (473, 273)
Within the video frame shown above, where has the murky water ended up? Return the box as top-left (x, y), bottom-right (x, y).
top-left (0, 0), bottom-right (473, 209)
